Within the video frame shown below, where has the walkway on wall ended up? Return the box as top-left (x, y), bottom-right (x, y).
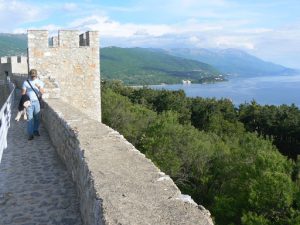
top-left (0, 107), bottom-right (82, 224)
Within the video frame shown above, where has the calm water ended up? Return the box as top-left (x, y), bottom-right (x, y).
top-left (151, 75), bottom-right (300, 107)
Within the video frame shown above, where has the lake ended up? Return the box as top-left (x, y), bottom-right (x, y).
top-left (151, 75), bottom-right (300, 107)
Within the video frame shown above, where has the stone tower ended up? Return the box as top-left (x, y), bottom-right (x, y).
top-left (27, 30), bottom-right (101, 122)
top-left (0, 56), bottom-right (28, 79)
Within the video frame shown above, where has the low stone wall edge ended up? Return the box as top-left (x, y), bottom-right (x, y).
top-left (41, 100), bottom-right (104, 225)
top-left (41, 98), bottom-right (214, 225)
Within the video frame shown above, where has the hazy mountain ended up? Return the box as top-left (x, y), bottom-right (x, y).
top-left (2, 33), bottom-right (296, 85)
top-left (101, 47), bottom-right (222, 85)
top-left (164, 48), bottom-right (298, 77)
top-left (0, 33), bottom-right (27, 56)
top-left (0, 34), bottom-right (222, 85)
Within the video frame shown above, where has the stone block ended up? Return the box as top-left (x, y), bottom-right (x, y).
top-left (58, 30), bottom-right (79, 48)
top-left (28, 30), bottom-right (49, 49)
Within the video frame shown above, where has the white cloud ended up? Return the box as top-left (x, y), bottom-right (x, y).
top-left (189, 36), bottom-right (201, 44)
top-left (1, 1), bottom-right (39, 20)
top-left (68, 15), bottom-right (173, 37)
top-left (179, 0), bottom-right (229, 8)
top-left (63, 14), bottom-right (261, 51)
top-left (0, 0), bottom-right (46, 32)
top-left (104, 6), bottom-right (143, 13)
top-left (66, 13), bottom-right (299, 67)
top-left (63, 3), bottom-right (78, 11)
top-left (5, 0), bottom-right (300, 68)
top-left (236, 28), bottom-right (272, 34)
top-left (14, 24), bottom-right (62, 35)
top-left (248, 23), bottom-right (300, 67)
top-left (214, 36), bottom-right (255, 49)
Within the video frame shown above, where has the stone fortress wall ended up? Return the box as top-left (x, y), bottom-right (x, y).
top-left (6, 30), bottom-right (213, 225)
top-left (27, 30), bottom-right (101, 122)
top-left (42, 98), bottom-right (213, 225)
top-left (0, 56), bottom-right (28, 81)
top-left (0, 56), bottom-right (28, 92)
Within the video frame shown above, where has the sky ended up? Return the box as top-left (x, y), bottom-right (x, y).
top-left (1, 0), bottom-right (300, 68)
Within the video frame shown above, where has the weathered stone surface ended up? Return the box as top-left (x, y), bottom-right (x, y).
top-left (10, 73), bottom-right (28, 89)
top-left (27, 30), bottom-right (101, 122)
top-left (0, 56), bottom-right (28, 80)
top-left (0, 106), bottom-right (82, 225)
top-left (43, 98), bottom-right (214, 225)
top-left (0, 83), bottom-right (10, 106)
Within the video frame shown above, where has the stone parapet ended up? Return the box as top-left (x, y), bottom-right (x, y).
top-left (0, 57), bottom-right (8, 63)
top-left (42, 98), bottom-right (214, 225)
top-left (0, 56), bottom-right (28, 80)
top-left (10, 73), bottom-right (27, 89)
top-left (0, 81), bottom-right (15, 162)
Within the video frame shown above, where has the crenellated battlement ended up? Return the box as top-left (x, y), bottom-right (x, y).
top-left (0, 56), bottom-right (28, 81)
top-left (28, 29), bottom-right (101, 122)
top-left (0, 57), bottom-right (8, 64)
top-left (0, 56), bottom-right (27, 65)
top-left (28, 30), bottom-right (99, 49)
top-left (50, 36), bottom-right (58, 47)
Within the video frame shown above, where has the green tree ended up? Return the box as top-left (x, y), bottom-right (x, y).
top-left (101, 81), bottom-right (300, 225)
top-left (241, 212), bottom-right (270, 225)
top-left (102, 87), bottom-right (156, 145)
top-left (191, 97), bottom-right (244, 137)
top-left (211, 133), bottom-right (295, 225)
top-left (138, 111), bottom-right (221, 199)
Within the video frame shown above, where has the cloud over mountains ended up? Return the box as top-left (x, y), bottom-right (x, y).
top-left (0, 0), bottom-right (299, 68)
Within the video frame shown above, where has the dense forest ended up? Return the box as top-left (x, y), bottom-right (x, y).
top-left (101, 80), bottom-right (300, 225)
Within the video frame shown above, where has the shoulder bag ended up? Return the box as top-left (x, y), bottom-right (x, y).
top-left (27, 80), bottom-right (44, 109)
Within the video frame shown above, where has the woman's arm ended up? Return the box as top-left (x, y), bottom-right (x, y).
top-left (39, 86), bottom-right (45, 94)
top-left (35, 83), bottom-right (45, 94)
top-left (21, 88), bottom-right (26, 95)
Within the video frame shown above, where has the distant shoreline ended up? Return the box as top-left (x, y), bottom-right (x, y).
top-left (144, 75), bottom-right (300, 107)
top-left (127, 79), bottom-right (227, 88)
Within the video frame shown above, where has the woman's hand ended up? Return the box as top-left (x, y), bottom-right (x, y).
top-left (35, 83), bottom-right (45, 94)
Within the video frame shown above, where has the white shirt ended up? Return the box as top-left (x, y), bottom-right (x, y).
top-left (22, 79), bottom-right (44, 101)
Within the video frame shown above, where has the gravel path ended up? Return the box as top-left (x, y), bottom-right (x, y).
top-left (0, 109), bottom-right (82, 225)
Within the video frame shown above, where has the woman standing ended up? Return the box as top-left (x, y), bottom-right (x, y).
top-left (21, 69), bottom-right (45, 140)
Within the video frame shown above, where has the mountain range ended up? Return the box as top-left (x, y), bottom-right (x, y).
top-left (0, 33), bottom-right (27, 57)
top-left (0, 33), bottom-right (298, 85)
top-left (100, 47), bottom-right (221, 85)
top-left (163, 48), bottom-right (298, 77)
